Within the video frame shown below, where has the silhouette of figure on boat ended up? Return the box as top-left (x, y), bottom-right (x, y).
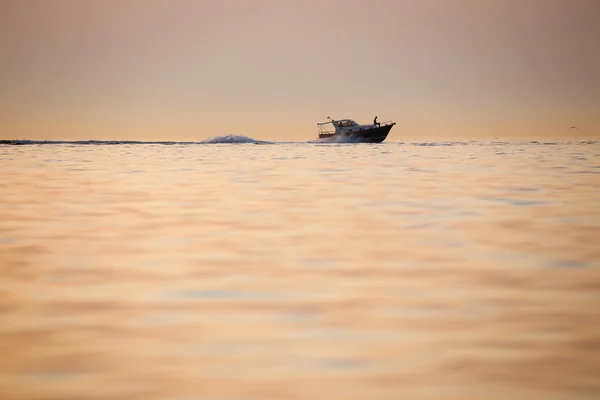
top-left (374, 116), bottom-right (380, 127)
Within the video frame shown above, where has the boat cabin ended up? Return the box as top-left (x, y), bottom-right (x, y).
top-left (332, 119), bottom-right (358, 129)
top-left (317, 118), bottom-right (373, 136)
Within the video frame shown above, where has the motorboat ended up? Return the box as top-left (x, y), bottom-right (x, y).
top-left (317, 117), bottom-right (396, 143)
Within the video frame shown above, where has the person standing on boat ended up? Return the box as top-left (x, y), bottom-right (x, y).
top-left (374, 116), bottom-right (380, 127)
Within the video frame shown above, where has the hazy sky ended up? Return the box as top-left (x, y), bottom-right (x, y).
top-left (1, 0), bottom-right (599, 140)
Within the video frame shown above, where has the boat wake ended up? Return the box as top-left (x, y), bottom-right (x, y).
top-left (1, 134), bottom-right (360, 146)
top-left (0, 135), bottom-right (272, 146)
top-left (199, 135), bottom-right (272, 144)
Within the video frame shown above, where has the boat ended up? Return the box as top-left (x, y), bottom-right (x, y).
top-left (317, 117), bottom-right (396, 143)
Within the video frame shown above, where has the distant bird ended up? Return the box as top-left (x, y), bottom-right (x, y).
top-left (570, 126), bottom-right (578, 130)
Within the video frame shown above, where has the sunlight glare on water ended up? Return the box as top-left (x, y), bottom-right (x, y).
top-left (1, 138), bottom-right (599, 399)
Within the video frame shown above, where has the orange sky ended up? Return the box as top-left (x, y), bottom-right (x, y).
top-left (1, 0), bottom-right (599, 141)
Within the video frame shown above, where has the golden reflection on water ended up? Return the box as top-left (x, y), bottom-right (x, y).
top-left (1, 141), bottom-right (599, 399)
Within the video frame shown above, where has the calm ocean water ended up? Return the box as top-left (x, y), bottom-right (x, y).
top-left (1, 137), bottom-right (599, 399)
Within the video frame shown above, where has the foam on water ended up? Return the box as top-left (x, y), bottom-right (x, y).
top-left (0, 135), bottom-right (271, 146)
top-left (199, 134), bottom-right (272, 144)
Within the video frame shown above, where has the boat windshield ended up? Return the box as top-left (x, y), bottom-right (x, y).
top-left (336, 120), bottom-right (357, 127)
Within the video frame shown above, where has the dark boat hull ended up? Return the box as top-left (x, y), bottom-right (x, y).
top-left (318, 123), bottom-right (395, 143)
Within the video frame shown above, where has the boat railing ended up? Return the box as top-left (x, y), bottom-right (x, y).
top-left (317, 122), bottom-right (335, 135)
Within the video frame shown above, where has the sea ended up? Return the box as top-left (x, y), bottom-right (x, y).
top-left (1, 136), bottom-right (599, 400)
